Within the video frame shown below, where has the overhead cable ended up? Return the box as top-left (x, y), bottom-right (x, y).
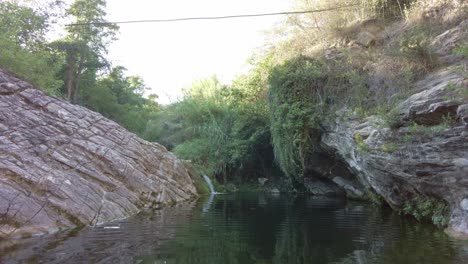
top-left (67, 4), bottom-right (359, 26)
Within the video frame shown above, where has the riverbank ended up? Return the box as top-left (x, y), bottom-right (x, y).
top-left (0, 69), bottom-right (198, 239)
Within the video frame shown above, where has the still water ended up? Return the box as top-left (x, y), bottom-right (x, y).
top-left (1, 193), bottom-right (467, 264)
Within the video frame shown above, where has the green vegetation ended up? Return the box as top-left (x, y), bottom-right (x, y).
top-left (402, 194), bottom-right (449, 227)
top-left (366, 189), bottom-right (385, 206)
top-left (268, 56), bottom-right (328, 179)
top-left (0, 0), bottom-right (158, 139)
top-left (146, 75), bottom-right (280, 185)
top-left (1, 1), bottom-right (465, 232)
top-left (183, 161), bottom-right (211, 195)
top-left (453, 44), bottom-right (468, 57)
top-left (446, 82), bottom-right (468, 100)
top-left (2, 0), bottom-right (463, 181)
top-left (354, 133), bottom-right (371, 153)
top-left (406, 114), bottom-right (455, 138)
top-left (381, 142), bottom-right (399, 153)
top-left (0, 1), bottom-right (63, 94)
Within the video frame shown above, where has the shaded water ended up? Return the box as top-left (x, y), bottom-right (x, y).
top-left (1, 193), bottom-right (467, 264)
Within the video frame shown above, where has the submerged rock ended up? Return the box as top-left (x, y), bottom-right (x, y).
top-left (270, 188), bottom-right (280, 194)
top-left (0, 69), bottom-right (197, 238)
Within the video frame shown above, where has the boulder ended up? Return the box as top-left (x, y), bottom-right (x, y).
top-left (0, 69), bottom-right (197, 238)
top-left (356, 31), bottom-right (376, 47)
top-left (303, 177), bottom-right (345, 197)
top-left (258, 177), bottom-right (268, 186)
top-left (430, 20), bottom-right (468, 64)
top-left (396, 70), bottom-right (465, 126)
top-left (457, 104), bottom-right (468, 126)
top-left (332, 176), bottom-right (366, 199)
top-left (270, 188), bottom-right (280, 194)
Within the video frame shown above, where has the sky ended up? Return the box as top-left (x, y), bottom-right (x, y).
top-left (100, 0), bottom-right (293, 104)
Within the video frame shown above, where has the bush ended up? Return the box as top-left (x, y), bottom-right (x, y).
top-left (268, 56), bottom-right (328, 179)
top-left (148, 75), bottom-right (279, 184)
top-left (0, 2), bottom-right (63, 94)
top-left (354, 133), bottom-right (370, 152)
top-left (402, 194), bottom-right (449, 227)
top-left (0, 37), bottom-right (63, 94)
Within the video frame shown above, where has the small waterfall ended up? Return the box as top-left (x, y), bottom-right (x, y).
top-left (203, 174), bottom-right (216, 194)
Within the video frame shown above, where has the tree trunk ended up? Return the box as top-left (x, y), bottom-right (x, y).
top-left (66, 56), bottom-right (76, 103)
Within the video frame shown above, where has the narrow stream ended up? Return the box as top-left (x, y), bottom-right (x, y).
top-left (1, 193), bottom-right (467, 263)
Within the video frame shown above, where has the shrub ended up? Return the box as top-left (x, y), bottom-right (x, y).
top-left (0, 2), bottom-right (63, 94)
top-left (268, 56), bottom-right (333, 179)
top-left (149, 75), bottom-right (278, 184)
top-left (354, 133), bottom-right (370, 152)
top-left (402, 194), bottom-right (449, 227)
top-left (381, 142), bottom-right (399, 153)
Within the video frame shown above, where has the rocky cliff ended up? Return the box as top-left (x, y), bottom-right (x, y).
top-left (0, 69), bottom-right (197, 238)
top-left (316, 19), bottom-right (468, 238)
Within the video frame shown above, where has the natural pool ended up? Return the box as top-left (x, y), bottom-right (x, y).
top-left (1, 193), bottom-right (467, 263)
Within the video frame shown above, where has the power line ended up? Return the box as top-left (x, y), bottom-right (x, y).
top-left (67, 4), bottom-right (359, 26)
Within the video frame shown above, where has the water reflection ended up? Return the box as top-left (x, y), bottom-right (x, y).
top-left (202, 193), bottom-right (216, 213)
top-left (1, 194), bottom-right (467, 264)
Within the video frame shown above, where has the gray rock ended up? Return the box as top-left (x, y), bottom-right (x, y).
top-left (0, 69), bottom-right (197, 239)
top-left (431, 19), bottom-right (468, 64)
top-left (457, 104), bottom-right (468, 126)
top-left (270, 188), bottom-right (280, 194)
top-left (356, 31), bottom-right (376, 47)
top-left (396, 70), bottom-right (465, 126)
top-left (322, 67), bottom-right (468, 238)
top-left (332, 177), bottom-right (365, 199)
top-left (303, 178), bottom-right (345, 196)
top-left (461, 199), bottom-right (468, 211)
top-left (258, 177), bottom-right (268, 186)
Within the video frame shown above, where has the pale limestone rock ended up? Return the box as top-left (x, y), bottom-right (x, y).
top-left (0, 69), bottom-right (197, 238)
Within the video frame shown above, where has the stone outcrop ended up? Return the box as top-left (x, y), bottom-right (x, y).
top-left (308, 19), bottom-right (468, 237)
top-left (320, 67), bottom-right (467, 237)
top-left (0, 69), bottom-right (197, 238)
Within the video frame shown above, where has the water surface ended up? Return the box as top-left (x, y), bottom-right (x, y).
top-left (1, 193), bottom-right (467, 263)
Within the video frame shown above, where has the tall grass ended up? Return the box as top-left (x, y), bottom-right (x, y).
top-left (147, 75), bottom-right (277, 184)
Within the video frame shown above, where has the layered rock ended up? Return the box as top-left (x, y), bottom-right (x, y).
top-left (321, 67), bottom-right (467, 237)
top-left (0, 69), bottom-right (197, 238)
top-left (302, 17), bottom-right (468, 238)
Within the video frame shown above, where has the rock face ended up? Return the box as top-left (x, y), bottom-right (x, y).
top-left (0, 69), bottom-right (197, 238)
top-left (320, 66), bottom-right (467, 237)
top-left (305, 19), bottom-right (468, 237)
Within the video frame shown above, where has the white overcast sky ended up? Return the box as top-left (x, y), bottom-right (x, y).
top-left (96, 0), bottom-right (293, 104)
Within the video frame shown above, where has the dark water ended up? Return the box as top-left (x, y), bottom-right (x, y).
top-left (1, 193), bottom-right (467, 264)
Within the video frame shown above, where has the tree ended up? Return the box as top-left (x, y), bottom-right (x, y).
top-left (0, 1), bottom-right (47, 49)
top-left (80, 66), bottom-right (159, 136)
top-left (0, 1), bottom-right (63, 93)
top-left (53, 0), bottom-right (118, 102)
